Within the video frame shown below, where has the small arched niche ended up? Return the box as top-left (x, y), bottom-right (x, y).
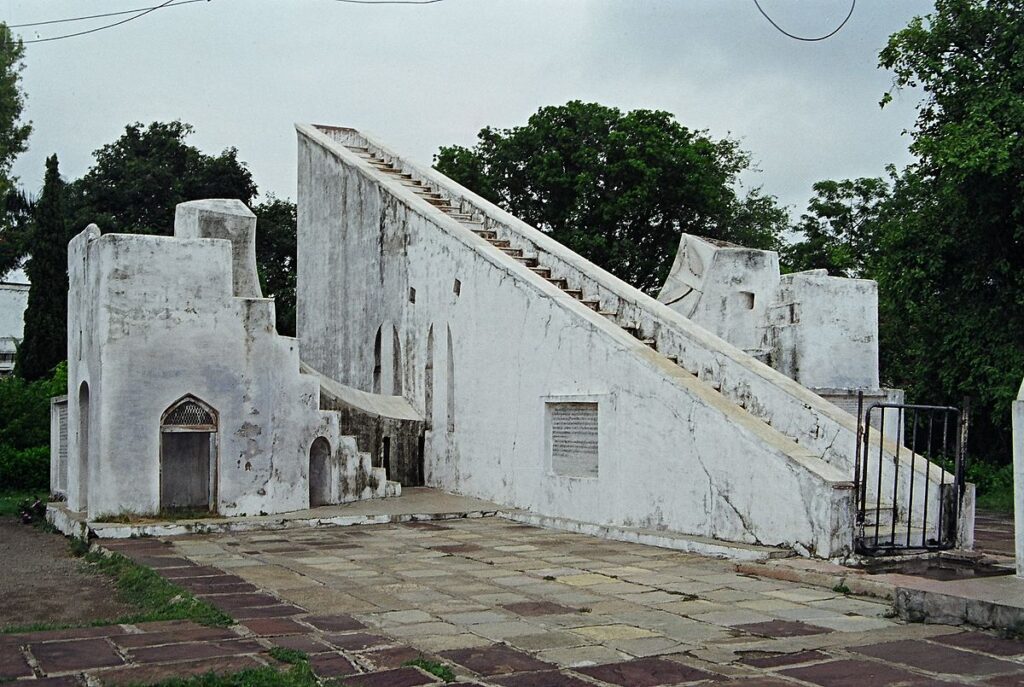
top-left (78, 381), bottom-right (90, 511)
top-left (160, 395), bottom-right (218, 513)
top-left (309, 437), bottom-right (332, 507)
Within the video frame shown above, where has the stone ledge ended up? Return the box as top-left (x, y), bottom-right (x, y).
top-left (737, 554), bottom-right (1024, 632)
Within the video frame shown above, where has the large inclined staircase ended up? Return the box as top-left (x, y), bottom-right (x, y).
top-left (315, 125), bottom-right (959, 554)
top-left (347, 145), bottom-right (690, 369)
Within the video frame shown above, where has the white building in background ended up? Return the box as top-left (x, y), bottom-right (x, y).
top-left (0, 271), bottom-right (30, 376)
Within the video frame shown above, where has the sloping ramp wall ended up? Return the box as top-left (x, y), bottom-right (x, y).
top-left (297, 125), bottom-right (855, 557)
top-left (301, 362), bottom-right (426, 486)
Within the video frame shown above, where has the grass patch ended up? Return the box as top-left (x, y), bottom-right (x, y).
top-left (832, 583), bottom-right (852, 595)
top-left (1, 546), bottom-right (232, 634)
top-left (0, 490), bottom-right (42, 518)
top-left (83, 550), bottom-right (232, 627)
top-left (403, 657), bottom-right (455, 682)
top-left (132, 663), bottom-right (317, 687)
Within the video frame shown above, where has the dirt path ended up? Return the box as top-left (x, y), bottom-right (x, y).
top-left (0, 518), bottom-right (131, 628)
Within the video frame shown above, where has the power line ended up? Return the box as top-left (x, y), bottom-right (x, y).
top-left (18, 0), bottom-right (184, 44)
top-left (333, 0), bottom-right (446, 4)
top-left (6, 0), bottom-right (440, 44)
top-left (752, 0), bottom-right (856, 42)
top-left (9, 0), bottom-right (208, 29)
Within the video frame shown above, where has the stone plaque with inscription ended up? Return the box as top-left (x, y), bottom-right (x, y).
top-left (549, 402), bottom-right (599, 478)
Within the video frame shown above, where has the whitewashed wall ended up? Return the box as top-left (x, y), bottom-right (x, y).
top-left (297, 128), bottom-right (854, 557)
top-left (768, 271), bottom-right (879, 391)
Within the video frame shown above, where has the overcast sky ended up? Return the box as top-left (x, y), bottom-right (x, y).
top-left (4, 0), bottom-right (933, 220)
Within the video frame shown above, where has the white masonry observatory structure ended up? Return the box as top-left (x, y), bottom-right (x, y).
top-left (50, 124), bottom-right (974, 560)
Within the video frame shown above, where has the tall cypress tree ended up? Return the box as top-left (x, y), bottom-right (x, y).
top-left (18, 155), bottom-right (69, 381)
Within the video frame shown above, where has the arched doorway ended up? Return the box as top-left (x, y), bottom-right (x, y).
top-left (308, 437), bottom-right (331, 507)
top-left (160, 395), bottom-right (217, 512)
top-left (78, 382), bottom-right (90, 512)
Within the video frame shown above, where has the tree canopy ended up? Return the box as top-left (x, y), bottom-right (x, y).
top-left (782, 177), bottom-right (890, 278)
top-left (435, 101), bottom-right (786, 292)
top-left (253, 196), bottom-right (297, 337)
top-left (70, 121), bottom-right (257, 236)
top-left (875, 0), bottom-right (1024, 459)
top-left (783, 1), bottom-right (1024, 460)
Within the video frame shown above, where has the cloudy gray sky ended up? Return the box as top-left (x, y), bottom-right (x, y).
top-left (4, 0), bottom-right (933, 219)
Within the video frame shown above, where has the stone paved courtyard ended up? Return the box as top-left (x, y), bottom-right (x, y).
top-left (4, 516), bottom-right (1024, 685)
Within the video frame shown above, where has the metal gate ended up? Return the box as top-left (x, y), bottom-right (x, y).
top-left (853, 396), bottom-right (965, 554)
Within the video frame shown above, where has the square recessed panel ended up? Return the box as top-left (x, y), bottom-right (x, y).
top-left (548, 402), bottom-right (599, 478)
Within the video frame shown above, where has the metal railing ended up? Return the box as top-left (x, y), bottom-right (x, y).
top-left (854, 395), bottom-right (965, 554)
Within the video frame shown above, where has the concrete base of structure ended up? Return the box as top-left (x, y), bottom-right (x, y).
top-left (499, 509), bottom-right (793, 562)
top-left (46, 487), bottom-right (795, 561)
top-left (737, 552), bottom-right (1024, 632)
top-left (47, 488), bottom-right (500, 539)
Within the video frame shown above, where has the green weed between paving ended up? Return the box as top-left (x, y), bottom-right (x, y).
top-left (134, 663), bottom-right (319, 687)
top-left (1, 543), bottom-right (231, 634)
top-left (403, 657), bottom-right (456, 682)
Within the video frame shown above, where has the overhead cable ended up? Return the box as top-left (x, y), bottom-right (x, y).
top-left (9, 0), bottom-right (208, 29)
top-left (752, 0), bottom-right (856, 42)
top-left (333, 0), bottom-right (447, 4)
top-left (18, 0), bottom-right (181, 44)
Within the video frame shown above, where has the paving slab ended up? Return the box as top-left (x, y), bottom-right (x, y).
top-left (850, 639), bottom-right (1024, 678)
top-left (575, 656), bottom-right (718, 686)
top-left (490, 670), bottom-right (595, 686)
top-left (927, 631), bottom-right (1024, 657)
top-left (92, 655), bottom-right (263, 686)
top-left (304, 614), bottom-right (366, 632)
top-left (340, 667), bottom-right (440, 686)
top-left (440, 644), bottom-right (552, 675)
top-left (31, 638), bottom-right (125, 673)
top-left (308, 651), bottom-right (358, 677)
top-left (779, 657), bottom-right (959, 686)
top-left (0, 643), bottom-right (32, 679)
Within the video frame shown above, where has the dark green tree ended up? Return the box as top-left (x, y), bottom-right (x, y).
top-left (875, 0), bottom-right (1024, 459)
top-left (253, 196), bottom-right (297, 336)
top-left (782, 177), bottom-right (890, 277)
top-left (434, 101), bottom-right (786, 292)
top-left (18, 155), bottom-right (68, 381)
top-left (69, 121), bottom-right (257, 236)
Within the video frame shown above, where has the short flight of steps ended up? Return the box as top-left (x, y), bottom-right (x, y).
top-left (858, 502), bottom-right (932, 550)
top-left (335, 431), bottom-right (401, 500)
top-left (345, 146), bottom-right (699, 371)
